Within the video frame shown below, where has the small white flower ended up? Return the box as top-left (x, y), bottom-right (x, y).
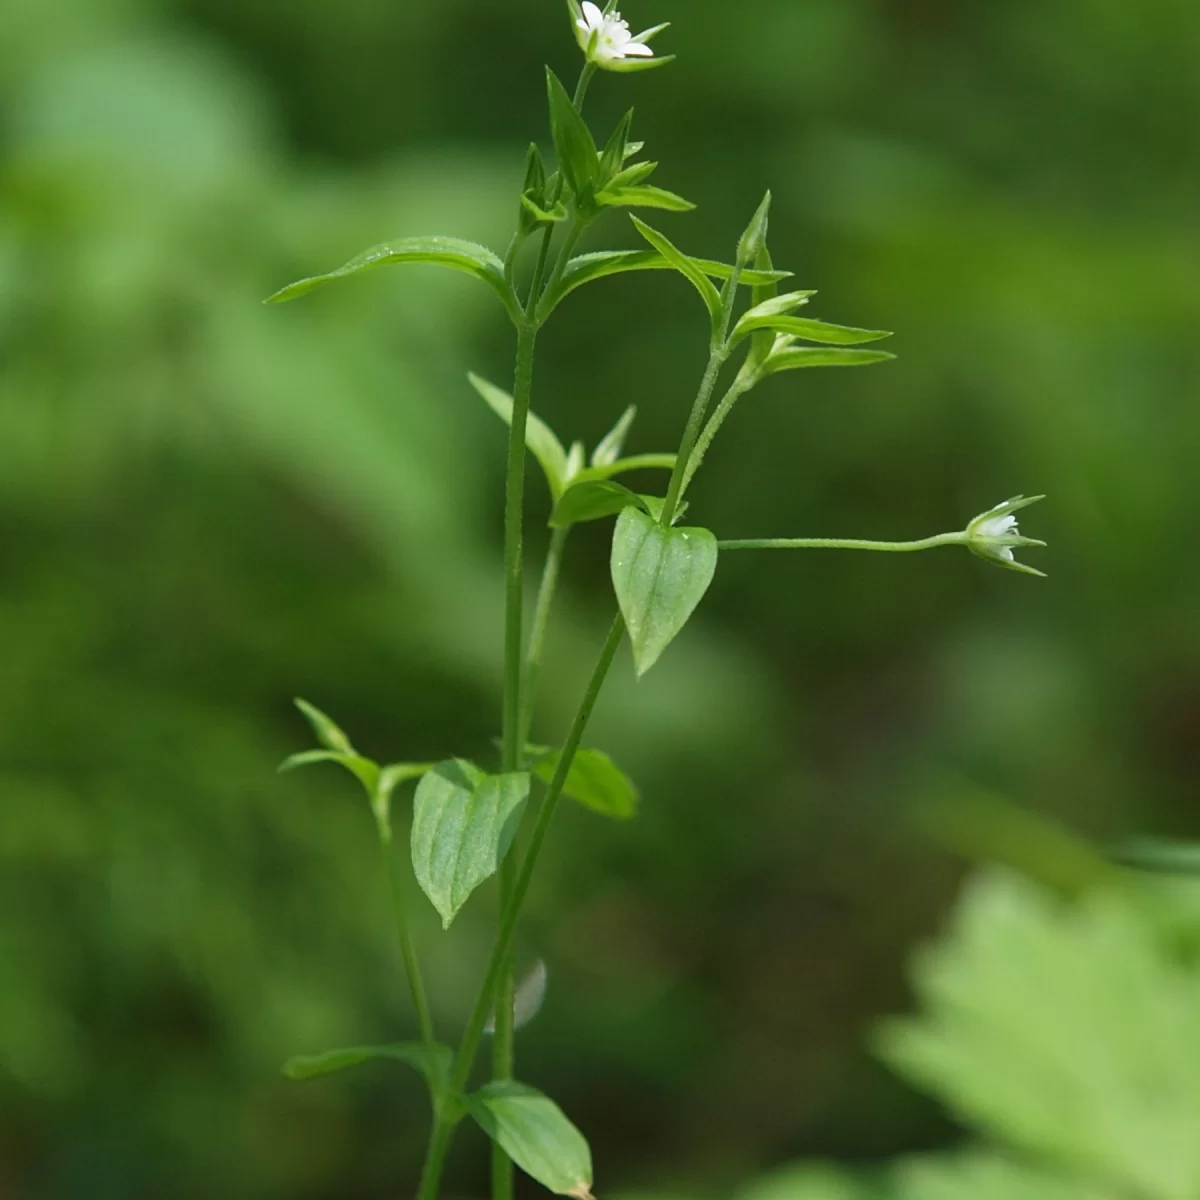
top-left (575, 2), bottom-right (657, 65)
top-left (965, 496), bottom-right (1047, 576)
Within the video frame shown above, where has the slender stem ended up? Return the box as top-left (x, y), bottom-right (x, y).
top-left (573, 62), bottom-right (597, 108)
top-left (417, 1113), bottom-right (456, 1200)
top-left (375, 817), bottom-right (436, 1047)
top-left (660, 269), bottom-right (744, 525)
top-left (680, 374), bottom-right (753, 496)
top-left (719, 532), bottom-right (968, 553)
top-left (519, 525), bottom-right (571, 750)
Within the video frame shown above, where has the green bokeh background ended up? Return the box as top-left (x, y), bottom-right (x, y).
top-left (1, 0), bottom-right (1197, 1196)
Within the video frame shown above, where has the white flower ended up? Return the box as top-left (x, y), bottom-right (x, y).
top-left (965, 496), bottom-right (1047, 576)
top-left (575, 2), bottom-right (657, 64)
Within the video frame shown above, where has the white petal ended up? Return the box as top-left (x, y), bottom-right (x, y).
top-left (580, 1), bottom-right (604, 28)
top-left (998, 548), bottom-right (1015, 561)
top-left (621, 41), bottom-right (655, 55)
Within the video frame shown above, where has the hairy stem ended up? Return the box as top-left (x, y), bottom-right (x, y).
top-left (680, 374), bottom-right (753, 497)
top-left (660, 269), bottom-right (744, 525)
top-left (719, 533), bottom-right (968, 553)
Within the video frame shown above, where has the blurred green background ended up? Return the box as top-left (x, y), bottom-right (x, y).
top-left (2, 0), bottom-right (1198, 1196)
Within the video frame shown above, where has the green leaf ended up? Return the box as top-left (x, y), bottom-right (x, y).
top-left (597, 185), bottom-right (696, 212)
top-left (598, 109), bottom-right (634, 186)
top-left (376, 762), bottom-right (433, 822)
top-left (550, 480), bottom-right (646, 529)
top-left (571, 454), bottom-right (677, 485)
top-left (729, 289), bottom-right (818, 344)
top-left (293, 697), bottom-right (354, 753)
top-left (546, 69), bottom-right (599, 203)
top-left (266, 236), bottom-right (512, 313)
top-left (760, 347), bottom-right (896, 374)
top-left (283, 1041), bottom-right (453, 1096)
top-left (629, 216), bottom-right (722, 329)
top-left (468, 373), bottom-right (569, 500)
top-left (737, 316), bottom-right (893, 347)
top-left (893, 1152), bottom-right (1113, 1200)
top-left (521, 194), bottom-right (569, 227)
top-left (278, 748), bottom-right (381, 798)
top-left (744, 246), bottom-right (784, 374)
top-left (605, 161), bottom-right (658, 189)
top-left (530, 746), bottom-right (639, 820)
top-left (611, 507), bottom-right (718, 677)
top-left (592, 405), bottom-right (637, 467)
top-left (410, 762), bottom-right (530, 928)
top-left (736, 190), bottom-right (772, 267)
top-left (467, 1081), bottom-right (594, 1199)
top-left (543, 249), bottom-right (789, 313)
top-left (876, 871), bottom-right (1200, 1200)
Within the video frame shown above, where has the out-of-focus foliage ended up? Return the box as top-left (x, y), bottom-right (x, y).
top-left (1, 0), bottom-right (1197, 1196)
top-left (722, 870), bottom-right (1200, 1200)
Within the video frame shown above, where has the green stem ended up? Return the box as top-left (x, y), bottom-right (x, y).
top-left (660, 269), bottom-right (743, 525)
top-left (417, 617), bottom-right (626, 1198)
top-left (680, 374), bottom-right (753, 497)
top-left (573, 62), bottom-right (597, 108)
top-left (519, 525), bottom-right (571, 750)
top-left (375, 817), bottom-right (436, 1048)
top-left (719, 532), bottom-right (968, 553)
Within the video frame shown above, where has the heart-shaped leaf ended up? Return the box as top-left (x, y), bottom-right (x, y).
top-left (611, 507), bottom-right (718, 676)
top-left (467, 1081), bottom-right (594, 1199)
top-left (411, 762), bottom-right (530, 928)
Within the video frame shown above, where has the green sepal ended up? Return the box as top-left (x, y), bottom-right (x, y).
top-left (597, 185), bottom-right (696, 212)
top-left (611, 507), bottom-right (719, 677)
top-left (266, 236), bottom-right (514, 318)
top-left (283, 1041), bottom-right (453, 1101)
top-left (629, 216), bottom-right (722, 332)
top-left (466, 1081), bottom-right (594, 1199)
top-left (468, 372), bottom-right (569, 500)
top-left (759, 346), bottom-right (896, 374)
top-left (600, 53), bottom-right (675, 74)
top-left (546, 68), bottom-right (599, 206)
top-left (411, 762), bottom-right (530, 928)
top-left (528, 745), bottom-right (639, 820)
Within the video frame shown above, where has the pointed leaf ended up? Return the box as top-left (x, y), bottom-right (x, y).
top-left (542, 249), bottom-right (789, 313)
top-left (411, 762), bottom-right (530, 928)
top-left (467, 1081), bottom-right (594, 1199)
top-left (468, 373), bottom-right (569, 499)
top-left (570, 455), bottom-right (677, 486)
top-left (730, 289), bottom-right (818, 346)
top-left (597, 185), bottom-right (696, 212)
top-left (592, 405), bottom-right (637, 467)
top-left (760, 347), bottom-right (896, 374)
top-left (284, 1041), bottom-right (453, 1096)
top-left (530, 746), bottom-right (639, 820)
top-left (629, 216), bottom-right (722, 328)
top-left (546, 69), bottom-right (598, 202)
top-left (550, 480), bottom-right (646, 529)
top-left (598, 109), bottom-right (634, 185)
top-left (278, 748), bottom-right (381, 798)
top-left (611, 507), bottom-right (718, 676)
top-left (605, 161), bottom-right (658, 189)
top-left (737, 315), bottom-right (893, 347)
top-left (266, 236), bottom-right (512, 313)
top-left (294, 698), bottom-right (354, 753)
